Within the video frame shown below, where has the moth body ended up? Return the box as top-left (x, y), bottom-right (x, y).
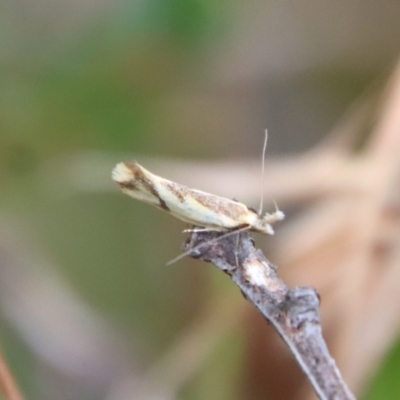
top-left (112, 162), bottom-right (284, 235)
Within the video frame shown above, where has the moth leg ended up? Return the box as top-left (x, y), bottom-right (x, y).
top-left (234, 231), bottom-right (241, 269)
top-left (183, 228), bottom-right (220, 233)
top-left (167, 224), bottom-right (250, 266)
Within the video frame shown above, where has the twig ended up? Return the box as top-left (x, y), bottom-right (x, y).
top-left (185, 230), bottom-right (356, 400)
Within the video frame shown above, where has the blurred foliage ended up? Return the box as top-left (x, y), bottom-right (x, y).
top-left (0, 0), bottom-right (400, 399)
top-left (180, 329), bottom-right (244, 399)
top-left (362, 339), bottom-right (400, 400)
top-left (0, 0), bottom-right (225, 166)
top-left (0, 1), bottom-right (229, 398)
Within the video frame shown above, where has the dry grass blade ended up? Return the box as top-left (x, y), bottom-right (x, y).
top-left (0, 351), bottom-right (24, 400)
top-left (246, 59), bottom-right (400, 400)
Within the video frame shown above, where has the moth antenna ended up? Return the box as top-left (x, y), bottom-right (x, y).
top-left (166, 225), bottom-right (251, 266)
top-left (272, 199), bottom-right (279, 213)
top-left (258, 130), bottom-right (268, 215)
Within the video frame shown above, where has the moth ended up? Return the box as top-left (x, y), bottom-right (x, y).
top-left (112, 163), bottom-right (284, 233)
top-left (112, 132), bottom-right (284, 263)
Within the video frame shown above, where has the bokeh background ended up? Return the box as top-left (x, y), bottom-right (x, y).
top-left (1, 1), bottom-right (400, 399)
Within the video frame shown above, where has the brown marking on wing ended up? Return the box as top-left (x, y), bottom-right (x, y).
top-left (125, 163), bottom-right (170, 211)
top-left (189, 191), bottom-right (248, 219)
top-left (118, 181), bottom-right (138, 191)
top-left (162, 181), bottom-right (189, 202)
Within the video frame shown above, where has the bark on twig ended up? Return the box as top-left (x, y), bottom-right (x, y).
top-left (185, 230), bottom-right (356, 400)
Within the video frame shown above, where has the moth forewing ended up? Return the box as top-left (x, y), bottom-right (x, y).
top-left (160, 189), bottom-right (249, 230)
top-left (112, 161), bottom-right (284, 234)
top-left (112, 162), bottom-right (162, 207)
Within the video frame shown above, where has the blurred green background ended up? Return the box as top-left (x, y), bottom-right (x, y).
top-left (1, 1), bottom-right (400, 399)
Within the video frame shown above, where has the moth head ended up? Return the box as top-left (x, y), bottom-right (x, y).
top-left (266, 210), bottom-right (285, 222)
top-left (253, 209), bottom-right (285, 235)
top-left (254, 219), bottom-right (275, 235)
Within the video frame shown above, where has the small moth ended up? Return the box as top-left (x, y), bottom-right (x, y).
top-left (112, 162), bottom-right (284, 235)
top-left (112, 133), bottom-right (284, 245)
